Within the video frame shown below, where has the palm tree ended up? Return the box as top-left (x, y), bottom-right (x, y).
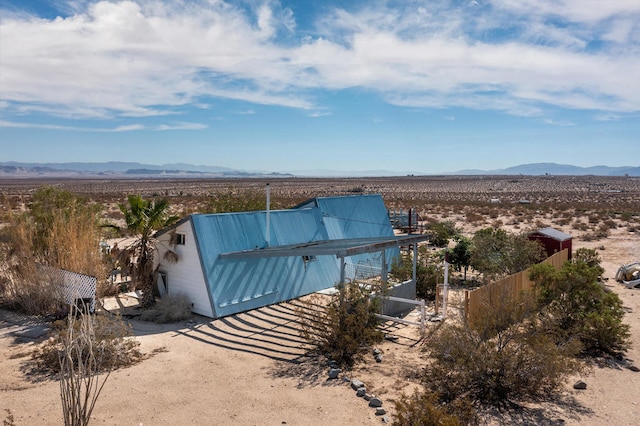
top-left (118, 195), bottom-right (179, 308)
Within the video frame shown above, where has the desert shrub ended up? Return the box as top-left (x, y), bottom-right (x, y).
top-left (0, 187), bottom-right (108, 313)
top-left (391, 251), bottom-right (442, 300)
top-left (56, 308), bottom-right (113, 426)
top-left (205, 188), bottom-right (282, 213)
top-left (139, 293), bottom-right (192, 323)
top-left (423, 296), bottom-right (582, 408)
top-left (0, 214), bottom-right (69, 314)
top-left (464, 211), bottom-right (484, 224)
top-left (449, 236), bottom-right (472, 282)
top-left (572, 221), bottom-right (588, 231)
top-left (428, 221), bottom-right (459, 247)
top-left (299, 282), bottom-right (383, 367)
top-left (33, 312), bottom-right (142, 375)
top-left (3, 409), bottom-right (15, 426)
top-left (530, 249), bottom-right (630, 355)
top-left (470, 228), bottom-right (545, 283)
top-left (393, 390), bottom-right (477, 426)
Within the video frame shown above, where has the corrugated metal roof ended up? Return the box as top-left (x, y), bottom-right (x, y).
top-left (532, 227), bottom-right (572, 241)
top-left (189, 194), bottom-right (400, 318)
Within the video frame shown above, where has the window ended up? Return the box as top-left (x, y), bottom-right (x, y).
top-left (172, 233), bottom-right (186, 245)
top-left (302, 255), bottom-right (316, 263)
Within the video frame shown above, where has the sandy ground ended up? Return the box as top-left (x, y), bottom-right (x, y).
top-left (1, 226), bottom-right (639, 425)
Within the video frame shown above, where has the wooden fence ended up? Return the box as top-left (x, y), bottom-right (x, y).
top-left (464, 249), bottom-right (568, 325)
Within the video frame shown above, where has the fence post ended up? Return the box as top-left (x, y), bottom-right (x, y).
top-left (464, 290), bottom-right (470, 322)
top-left (420, 299), bottom-right (425, 337)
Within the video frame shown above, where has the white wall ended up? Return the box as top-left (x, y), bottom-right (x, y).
top-left (155, 220), bottom-right (213, 317)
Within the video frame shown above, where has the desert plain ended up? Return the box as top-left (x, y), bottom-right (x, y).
top-left (1, 175), bottom-right (639, 425)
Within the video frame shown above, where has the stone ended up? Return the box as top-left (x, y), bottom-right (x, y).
top-left (328, 368), bottom-right (341, 379)
top-left (373, 348), bottom-right (382, 355)
top-left (375, 354), bottom-right (383, 363)
top-left (369, 397), bottom-right (383, 408)
top-left (381, 415), bottom-right (390, 423)
top-left (573, 380), bottom-right (587, 390)
top-left (364, 394), bottom-right (373, 401)
top-left (375, 407), bottom-right (387, 416)
top-left (351, 379), bottom-right (365, 390)
top-left (385, 334), bottom-right (399, 342)
top-left (356, 387), bottom-right (367, 397)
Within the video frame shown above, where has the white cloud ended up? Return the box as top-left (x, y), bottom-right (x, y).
top-left (155, 122), bottom-right (208, 131)
top-left (0, 119), bottom-right (206, 132)
top-left (0, 0), bottom-right (638, 121)
top-left (542, 118), bottom-right (575, 126)
top-left (307, 110), bottom-right (332, 118)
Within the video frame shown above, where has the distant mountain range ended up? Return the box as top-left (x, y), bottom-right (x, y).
top-left (0, 161), bottom-right (292, 178)
top-left (453, 163), bottom-right (640, 177)
top-left (0, 161), bottom-right (638, 177)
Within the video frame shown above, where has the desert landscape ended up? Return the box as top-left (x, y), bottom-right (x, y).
top-left (1, 175), bottom-right (639, 425)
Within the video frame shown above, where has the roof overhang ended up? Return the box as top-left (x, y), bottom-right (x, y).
top-left (218, 234), bottom-right (428, 260)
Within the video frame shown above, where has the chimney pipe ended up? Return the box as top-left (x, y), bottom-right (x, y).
top-left (265, 183), bottom-right (270, 247)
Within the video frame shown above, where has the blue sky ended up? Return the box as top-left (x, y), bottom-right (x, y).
top-left (0, 0), bottom-right (638, 175)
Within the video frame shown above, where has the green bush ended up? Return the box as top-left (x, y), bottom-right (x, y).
top-left (299, 282), bottom-right (383, 367)
top-left (422, 294), bottom-right (581, 408)
top-left (530, 248), bottom-right (630, 355)
top-left (391, 251), bottom-right (442, 300)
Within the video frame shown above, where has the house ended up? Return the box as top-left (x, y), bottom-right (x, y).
top-left (154, 194), bottom-right (427, 318)
top-left (528, 227), bottom-right (573, 260)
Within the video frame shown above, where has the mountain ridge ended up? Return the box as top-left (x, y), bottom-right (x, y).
top-left (0, 161), bottom-right (638, 177)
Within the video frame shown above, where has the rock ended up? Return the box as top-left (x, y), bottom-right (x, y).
top-left (342, 377), bottom-right (351, 383)
top-left (628, 365), bottom-right (640, 372)
top-left (382, 415), bottom-right (390, 423)
top-left (328, 368), bottom-right (341, 379)
top-left (375, 407), bottom-right (387, 416)
top-left (369, 397), bottom-right (383, 408)
top-left (351, 379), bottom-right (365, 390)
top-left (385, 334), bottom-right (399, 342)
top-left (573, 380), bottom-right (587, 390)
top-left (356, 387), bottom-right (367, 397)
top-left (375, 354), bottom-right (383, 363)
top-left (373, 348), bottom-right (382, 355)
top-left (364, 394), bottom-right (373, 401)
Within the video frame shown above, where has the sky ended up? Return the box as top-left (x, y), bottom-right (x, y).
top-left (0, 0), bottom-right (639, 175)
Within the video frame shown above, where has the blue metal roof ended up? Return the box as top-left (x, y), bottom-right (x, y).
top-left (190, 194), bottom-right (399, 318)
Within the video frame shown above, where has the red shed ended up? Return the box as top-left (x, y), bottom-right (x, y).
top-left (528, 227), bottom-right (572, 260)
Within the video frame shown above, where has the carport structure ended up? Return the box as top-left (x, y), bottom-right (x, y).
top-left (219, 234), bottom-right (429, 287)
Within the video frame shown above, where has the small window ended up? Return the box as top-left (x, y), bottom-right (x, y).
top-left (302, 255), bottom-right (316, 263)
top-left (172, 233), bottom-right (186, 245)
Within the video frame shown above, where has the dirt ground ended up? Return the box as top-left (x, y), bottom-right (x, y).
top-left (1, 176), bottom-right (639, 425)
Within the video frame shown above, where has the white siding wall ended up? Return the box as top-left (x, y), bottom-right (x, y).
top-left (155, 221), bottom-right (213, 317)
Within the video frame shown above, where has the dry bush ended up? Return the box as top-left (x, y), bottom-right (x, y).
top-left (572, 221), bottom-right (588, 232)
top-left (57, 308), bottom-right (110, 426)
top-left (393, 390), bottom-right (476, 426)
top-left (33, 312), bottom-right (142, 376)
top-left (422, 298), bottom-right (582, 409)
top-left (0, 187), bottom-right (110, 314)
top-left (46, 207), bottom-right (108, 291)
top-left (139, 293), bottom-right (192, 323)
top-left (464, 211), bottom-right (484, 224)
top-left (298, 283), bottom-right (383, 368)
top-left (0, 214), bottom-right (63, 314)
